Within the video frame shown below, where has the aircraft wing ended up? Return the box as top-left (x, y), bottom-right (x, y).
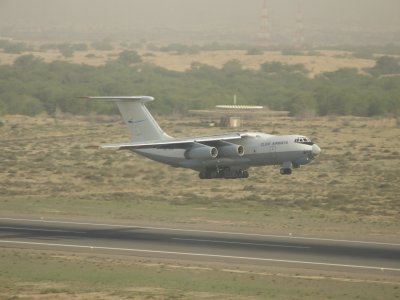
top-left (100, 133), bottom-right (248, 150)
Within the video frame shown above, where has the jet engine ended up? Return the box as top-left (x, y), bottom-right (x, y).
top-left (217, 143), bottom-right (244, 158)
top-left (185, 145), bottom-right (218, 160)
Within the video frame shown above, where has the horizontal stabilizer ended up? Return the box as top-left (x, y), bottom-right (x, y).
top-left (80, 96), bottom-right (154, 103)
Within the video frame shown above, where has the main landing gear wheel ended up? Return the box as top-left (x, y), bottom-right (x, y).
top-left (238, 170), bottom-right (249, 178)
top-left (199, 170), bottom-right (212, 179)
top-left (280, 168), bottom-right (292, 175)
top-left (199, 169), bottom-right (249, 179)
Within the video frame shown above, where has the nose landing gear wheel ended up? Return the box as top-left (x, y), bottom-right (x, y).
top-left (280, 168), bottom-right (292, 175)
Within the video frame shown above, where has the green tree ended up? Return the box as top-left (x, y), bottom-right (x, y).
top-left (3, 42), bottom-right (30, 54)
top-left (14, 54), bottom-right (42, 67)
top-left (287, 93), bottom-right (317, 117)
top-left (222, 60), bottom-right (242, 77)
top-left (116, 50), bottom-right (142, 65)
top-left (0, 52), bottom-right (399, 117)
top-left (367, 56), bottom-right (400, 76)
top-left (2, 93), bottom-right (43, 116)
top-left (59, 44), bottom-right (74, 58)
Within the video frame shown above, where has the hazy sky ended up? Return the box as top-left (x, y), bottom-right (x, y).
top-left (0, 0), bottom-right (399, 43)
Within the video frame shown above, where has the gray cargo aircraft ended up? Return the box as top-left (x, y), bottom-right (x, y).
top-left (84, 96), bottom-right (321, 179)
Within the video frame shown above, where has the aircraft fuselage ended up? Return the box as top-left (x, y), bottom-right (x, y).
top-left (134, 133), bottom-right (321, 177)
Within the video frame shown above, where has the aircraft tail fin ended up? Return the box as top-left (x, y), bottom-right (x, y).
top-left (82, 96), bottom-right (171, 142)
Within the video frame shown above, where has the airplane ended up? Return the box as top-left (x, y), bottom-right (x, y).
top-left (83, 96), bottom-right (321, 179)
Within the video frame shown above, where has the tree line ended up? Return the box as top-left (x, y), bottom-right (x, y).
top-left (0, 52), bottom-right (399, 117)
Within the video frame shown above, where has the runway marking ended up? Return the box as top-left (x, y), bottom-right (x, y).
top-left (172, 238), bottom-right (310, 249)
top-left (0, 239), bottom-right (399, 272)
top-left (0, 217), bottom-right (399, 247)
top-left (0, 226), bottom-right (86, 234)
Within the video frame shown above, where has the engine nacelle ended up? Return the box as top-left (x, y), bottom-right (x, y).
top-left (217, 143), bottom-right (244, 158)
top-left (185, 145), bottom-right (218, 160)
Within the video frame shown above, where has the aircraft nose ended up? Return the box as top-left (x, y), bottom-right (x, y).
top-left (312, 144), bottom-right (321, 156)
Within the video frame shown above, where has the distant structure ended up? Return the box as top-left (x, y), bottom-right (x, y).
top-left (216, 95), bottom-right (263, 111)
top-left (293, 1), bottom-right (305, 49)
top-left (189, 95), bottom-right (289, 128)
top-left (258, 0), bottom-right (271, 48)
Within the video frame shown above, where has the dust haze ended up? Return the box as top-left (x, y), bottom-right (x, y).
top-left (1, 0), bottom-right (399, 45)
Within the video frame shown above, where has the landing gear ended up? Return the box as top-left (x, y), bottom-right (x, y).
top-left (238, 170), bottom-right (249, 178)
top-left (280, 168), bottom-right (292, 175)
top-left (199, 168), bottom-right (249, 179)
top-left (280, 161), bottom-right (293, 175)
top-left (199, 170), bottom-right (212, 179)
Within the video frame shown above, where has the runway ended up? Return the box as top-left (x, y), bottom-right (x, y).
top-left (0, 217), bottom-right (399, 275)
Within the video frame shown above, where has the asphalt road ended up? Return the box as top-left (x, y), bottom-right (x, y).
top-left (0, 217), bottom-right (399, 275)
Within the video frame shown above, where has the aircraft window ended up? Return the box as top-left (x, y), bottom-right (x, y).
top-left (295, 137), bottom-right (312, 144)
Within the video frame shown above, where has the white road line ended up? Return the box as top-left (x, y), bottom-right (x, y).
top-left (0, 239), bottom-right (399, 272)
top-left (0, 217), bottom-right (399, 247)
top-left (0, 226), bottom-right (86, 234)
top-left (172, 238), bottom-right (310, 249)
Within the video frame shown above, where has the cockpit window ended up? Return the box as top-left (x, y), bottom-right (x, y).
top-left (295, 137), bottom-right (313, 145)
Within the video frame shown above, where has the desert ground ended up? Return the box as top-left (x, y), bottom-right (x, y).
top-left (1, 114), bottom-right (399, 238)
top-left (1, 113), bottom-right (399, 299)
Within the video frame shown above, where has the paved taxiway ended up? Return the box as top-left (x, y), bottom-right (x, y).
top-left (0, 217), bottom-right (399, 275)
